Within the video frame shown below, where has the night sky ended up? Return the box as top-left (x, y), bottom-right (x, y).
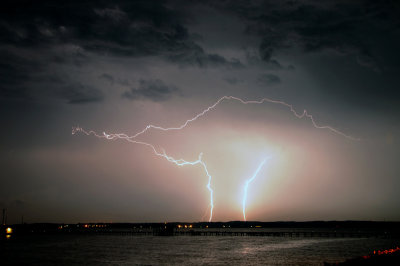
top-left (1, 0), bottom-right (399, 223)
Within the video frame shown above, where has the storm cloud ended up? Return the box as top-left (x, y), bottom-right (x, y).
top-left (122, 79), bottom-right (181, 102)
top-left (257, 73), bottom-right (281, 85)
top-left (0, 0), bottom-right (246, 104)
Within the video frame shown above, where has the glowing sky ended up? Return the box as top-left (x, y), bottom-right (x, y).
top-left (1, 0), bottom-right (399, 223)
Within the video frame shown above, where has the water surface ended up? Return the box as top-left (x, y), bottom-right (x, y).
top-left (2, 234), bottom-right (399, 265)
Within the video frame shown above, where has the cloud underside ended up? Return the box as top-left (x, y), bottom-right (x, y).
top-left (211, 0), bottom-right (399, 67)
top-left (122, 79), bottom-right (181, 102)
top-left (60, 83), bottom-right (104, 104)
top-left (0, 0), bottom-right (399, 104)
top-left (0, 1), bottom-right (246, 103)
top-left (257, 74), bottom-right (281, 85)
top-left (0, 1), bottom-right (244, 65)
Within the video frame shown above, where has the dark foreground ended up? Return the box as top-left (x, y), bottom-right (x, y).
top-left (1, 221), bottom-right (400, 265)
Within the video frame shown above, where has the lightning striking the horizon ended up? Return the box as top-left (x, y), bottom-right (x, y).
top-left (242, 158), bottom-right (269, 221)
top-left (73, 95), bottom-right (359, 221)
top-left (72, 127), bottom-right (214, 222)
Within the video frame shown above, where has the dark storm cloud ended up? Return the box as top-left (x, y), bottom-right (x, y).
top-left (201, 0), bottom-right (400, 111)
top-left (207, 0), bottom-right (400, 69)
top-left (0, 0), bottom-right (241, 64)
top-left (0, 0), bottom-right (244, 103)
top-left (167, 45), bottom-right (244, 69)
top-left (257, 73), bottom-right (281, 85)
top-left (99, 73), bottom-right (114, 85)
top-left (0, 47), bottom-right (103, 104)
top-left (60, 83), bottom-right (104, 104)
top-left (122, 79), bottom-right (181, 102)
top-left (0, 50), bottom-right (40, 99)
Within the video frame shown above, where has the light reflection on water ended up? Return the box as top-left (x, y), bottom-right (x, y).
top-left (240, 238), bottom-right (332, 254)
top-left (1, 234), bottom-right (399, 265)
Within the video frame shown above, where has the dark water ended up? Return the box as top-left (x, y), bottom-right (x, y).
top-left (2, 234), bottom-right (399, 265)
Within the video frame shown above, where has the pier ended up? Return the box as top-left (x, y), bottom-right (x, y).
top-left (3, 221), bottom-right (400, 239)
top-left (83, 229), bottom-right (397, 239)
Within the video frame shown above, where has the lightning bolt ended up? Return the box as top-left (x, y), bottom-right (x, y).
top-left (75, 95), bottom-right (360, 141)
top-left (72, 95), bottom-right (359, 221)
top-left (242, 158), bottom-right (269, 221)
top-left (72, 128), bottom-right (214, 222)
